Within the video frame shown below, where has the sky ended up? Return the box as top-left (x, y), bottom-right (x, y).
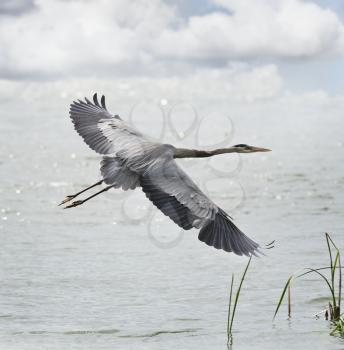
top-left (0, 0), bottom-right (343, 117)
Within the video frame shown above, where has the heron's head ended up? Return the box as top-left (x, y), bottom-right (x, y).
top-left (233, 144), bottom-right (271, 153)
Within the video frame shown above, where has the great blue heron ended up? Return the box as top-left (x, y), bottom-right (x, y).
top-left (60, 93), bottom-right (271, 256)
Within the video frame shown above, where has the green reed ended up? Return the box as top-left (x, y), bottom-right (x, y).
top-left (273, 233), bottom-right (343, 336)
top-left (227, 255), bottom-right (252, 346)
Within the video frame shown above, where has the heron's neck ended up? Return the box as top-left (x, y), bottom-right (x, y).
top-left (173, 147), bottom-right (237, 158)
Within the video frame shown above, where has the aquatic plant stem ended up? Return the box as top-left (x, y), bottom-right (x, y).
top-left (288, 285), bottom-right (291, 318)
top-left (227, 255), bottom-right (252, 345)
top-left (274, 233), bottom-right (343, 335)
top-left (227, 274), bottom-right (235, 346)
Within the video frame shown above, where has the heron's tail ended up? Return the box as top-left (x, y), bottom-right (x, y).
top-left (198, 209), bottom-right (260, 256)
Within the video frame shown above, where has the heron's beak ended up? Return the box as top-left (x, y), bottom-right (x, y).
top-left (250, 146), bottom-right (271, 152)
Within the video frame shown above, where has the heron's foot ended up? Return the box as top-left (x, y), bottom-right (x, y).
top-left (64, 200), bottom-right (84, 209)
top-left (58, 195), bottom-right (76, 206)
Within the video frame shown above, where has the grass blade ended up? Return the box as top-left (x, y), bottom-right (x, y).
top-left (326, 232), bottom-right (339, 250)
top-left (305, 268), bottom-right (336, 308)
top-left (288, 284), bottom-right (291, 318)
top-left (325, 233), bottom-right (334, 277)
top-left (273, 275), bottom-right (293, 320)
top-left (227, 274), bottom-right (234, 345)
top-left (296, 266), bottom-right (343, 279)
top-left (338, 252), bottom-right (342, 312)
top-left (228, 255), bottom-right (252, 339)
top-left (332, 251), bottom-right (340, 298)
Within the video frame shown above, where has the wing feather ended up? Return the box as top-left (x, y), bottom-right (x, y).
top-left (141, 175), bottom-right (194, 230)
top-left (69, 93), bottom-right (154, 157)
top-left (142, 157), bottom-right (260, 256)
top-left (198, 209), bottom-right (259, 256)
top-left (142, 158), bottom-right (217, 227)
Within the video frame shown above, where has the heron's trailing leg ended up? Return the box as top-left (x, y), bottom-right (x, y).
top-left (64, 185), bottom-right (113, 209)
top-left (59, 180), bottom-right (103, 206)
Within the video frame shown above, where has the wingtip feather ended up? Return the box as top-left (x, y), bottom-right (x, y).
top-left (198, 210), bottom-right (260, 256)
top-left (101, 95), bottom-right (107, 110)
top-left (93, 93), bottom-right (100, 107)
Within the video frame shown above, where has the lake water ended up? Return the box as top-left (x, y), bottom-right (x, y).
top-left (0, 95), bottom-right (343, 349)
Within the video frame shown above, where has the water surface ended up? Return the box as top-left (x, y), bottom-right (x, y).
top-left (0, 99), bottom-right (343, 349)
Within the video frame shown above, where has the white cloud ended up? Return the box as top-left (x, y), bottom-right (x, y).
top-left (0, 63), bottom-right (284, 108)
top-left (157, 0), bottom-right (344, 60)
top-left (0, 0), bottom-right (175, 79)
top-left (0, 0), bottom-right (343, 80)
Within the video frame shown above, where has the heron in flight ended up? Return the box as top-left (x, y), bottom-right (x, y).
top-left (60, 93), bottom-right (271, 256)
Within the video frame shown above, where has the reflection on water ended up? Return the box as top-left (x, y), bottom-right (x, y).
top-left (0, 103), bottom-right (343, 350)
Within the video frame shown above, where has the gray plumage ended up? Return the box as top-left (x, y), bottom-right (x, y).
top-left (68, 93), bottom-right (260, 256)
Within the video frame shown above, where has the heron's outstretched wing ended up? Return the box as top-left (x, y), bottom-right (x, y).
top-left (70, 93), bottom-right (154, 157)
top-left (141, 158), bottom-right (260, 256)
